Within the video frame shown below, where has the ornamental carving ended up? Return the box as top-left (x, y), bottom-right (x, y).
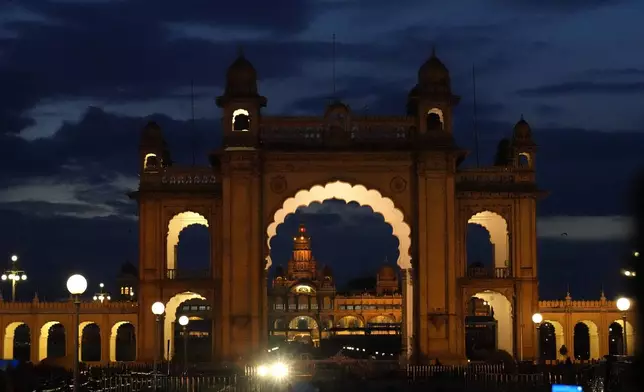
top-left (270, 176), bottom-right (287, 194)
top-left (161, 175), bottom-right (217, 185)
top-left (428, 312), bottom-right (448, 330)
top-left (390, 176), bottom-right (407, 193)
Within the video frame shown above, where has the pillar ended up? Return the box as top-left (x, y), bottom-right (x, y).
top-left (401, 268), bottom-right (413, 360)
top-left (221, 150), bottom-right (263, 361)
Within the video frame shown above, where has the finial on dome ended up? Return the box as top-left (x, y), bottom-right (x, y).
top-left (431, 45), bottom-right (436, 58)
top-left (600, 285), bottom-right (606, 300)
top-left (565, 284), bottom-right (571, 301)
top-left (237, 44), bottom-right (244, 58)
top-left (520, 113), bottom-right (524, 121)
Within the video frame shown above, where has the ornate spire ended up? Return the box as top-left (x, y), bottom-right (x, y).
top-left (33, 292), bottom-right (39, 303)
top-left (565, 284), bottom-right (571, 301)
top-left (600, 285), bottom-right (606, 301)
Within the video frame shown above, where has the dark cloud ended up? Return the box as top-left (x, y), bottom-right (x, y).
top-left (516, 81), bottom-right (644, 97)
top-left (492, 0), bottom-right (623, 12)
top-left (585, 68), bottom-right (644, 77)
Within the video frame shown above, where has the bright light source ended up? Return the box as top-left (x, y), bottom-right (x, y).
top-left (10, 255), bottom-right (18, 262)
top-left (257, 365), bottom-right (268, 377)
top-left (0, 275), bottom-right (6, 281)
top-left (21, 275), bottom-right (26, 280)
top-left (151, 301), bottom-right (165, 315)
top-left (271, 362), bottom-right (289, 378)
top-left (178, 315), bottom-right (189, 326)
top-left (634, 251), bottom-right (640, 257)
top-left (616, 297), bottom-right (631, 312)
top-left (532, 313), bottom-right (543, 324)
top-left (66, 274), bottom-right (88, 295)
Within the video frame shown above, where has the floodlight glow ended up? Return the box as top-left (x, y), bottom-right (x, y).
top-left (616, 297), bottom-right (631, 312)
top-left (271, 362), bottom-right (289, 378)
top-left (532, 313), bottom-right (543, 324)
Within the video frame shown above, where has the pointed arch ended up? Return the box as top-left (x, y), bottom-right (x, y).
top-left (166, 211), bottom-right (210, 273)
top-left (467, 211), bottom-right (509, 269)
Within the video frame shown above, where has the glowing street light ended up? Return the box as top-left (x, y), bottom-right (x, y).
top-left (178, 315), bottom-right (190, 373)
top-left (92, 283), bottom-right (111, 303)
top-left (66, 274), bottom-right (87, 392)
top-left (532, 313), bottom-right (543, 362)
top-left (151, 301), bottom-right (165, 386)
top-left (1, 254), bottom-right (28, 301)
top-left (616, 297), bottom-right (631, 355)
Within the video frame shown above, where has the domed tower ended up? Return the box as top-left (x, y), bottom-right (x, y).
top-left (139, 121), bottom-right (172, 173)
top-left (511, 115), bottom-right (536, 170)
top-left (287, 224), bottom-right (317, 280)
top-left (216, 51), bottom-right (267, 149)
top-left (116, 261), bottom-right (138, 301)
top-left (376, 263), bottom-right (399, 295)
top-left (407, 48), bottom-right (460, 137)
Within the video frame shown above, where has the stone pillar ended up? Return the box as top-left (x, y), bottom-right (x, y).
top-left (401, 268), bottom-right (414, 360)
top-left (100, 326), bottom-right (110, 364)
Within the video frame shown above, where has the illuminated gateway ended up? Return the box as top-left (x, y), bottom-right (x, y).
top-left (0, 50), bottom-right (637, 365)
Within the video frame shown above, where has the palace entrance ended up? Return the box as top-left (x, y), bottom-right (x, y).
top-left (132, 50), bottom-right (541, 364)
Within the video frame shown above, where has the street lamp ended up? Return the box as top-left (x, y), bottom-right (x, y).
top-left (532, 313), bottom-right (543, 362)
top-left (616, 297), bottom-right (631, 355)
top-left (1, 254), bottom-right (28, 301)
top-left (151, 301), bottom-right (165, 387)
top-left (178, 315), bottom-right (190, 373)
top-left (66, 274), bottom-right (87, 392)
top-left (92, 283), bottom-right (111, 303)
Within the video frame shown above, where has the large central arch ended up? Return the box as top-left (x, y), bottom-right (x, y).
top-left (164, 291), bottom-right (206, 360)
top-left (264, 180), bottom-right (413, 356)
top-left (265, 181), bottom-right (411, 269)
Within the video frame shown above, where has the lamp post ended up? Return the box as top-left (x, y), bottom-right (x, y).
top-left (532, 313), bottom-right (543, 362)
top-left (616, 297), bottom-right (631, 355)
top-left (151, 301), bottom-right (165, 388)
top-left (66, 274), bottom-right (88, 392)
top-left (92, 283), bottom-right (111, 303)
top-left (178, 315), bottom-right (190, 373)
top-left (1, 254), bottom-right (27, 301)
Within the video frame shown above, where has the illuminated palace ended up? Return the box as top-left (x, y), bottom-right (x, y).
top-left (0, 49), bottom-right (639, 365)
top-left (268, 224), bottom-right (403, 347)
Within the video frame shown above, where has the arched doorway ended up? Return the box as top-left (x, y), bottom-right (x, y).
top-left (166, 211), bottom-right (211, 279)
top-left (574, 321), bottom-right (599, 360)
top-left (288, 316), bottom-right (320, 346)
top-left (163, 291), bottom-right (207, 360)
top-left (464, 296), bottom-right (497, 360)
top-left (539, 323), bottom-right (557, 360)
top-left (609, 322), bottom-right (624, 355)
top-left (466, 211), bottom-right (510, 278)
top-left (175, 298), bottom-right (212, 363)
top-left (3, 322), bottom-right (30, 361)
top-left (39, 321), bottom-right (66, 361)
top-left (80, 322), bottom-right (101, 362)
top-left (466, 291), bottom-right (513, 356)
top-left (265, 181), bottom-right (412, 355)
top-left (110, 322), bottom-right (136, 362)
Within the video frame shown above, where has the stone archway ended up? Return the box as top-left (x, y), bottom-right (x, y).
top-left (110, 321), bottom-right (136, 362)
top-left (469, 290), bottom-right (513, 355)
top-left (467, 211), bottom-right (509, 271)
top-left (3, 322), bottom-right (29, 360)
top-left (39, 321), bottom-right (65, 361)
top-left (166, 211), bottom-right (210, 278)
top-left (164, 291), bottom-right (206, 360)
top-left (542, 320), bottom-right (565, 360)
top-left (575, 320), bottom-right (600, 360)
top-left (265, 180), bottom-right (413, 355)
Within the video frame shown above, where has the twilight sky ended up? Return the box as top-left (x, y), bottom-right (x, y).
top-left (0, 0), bottom-right (643, 301)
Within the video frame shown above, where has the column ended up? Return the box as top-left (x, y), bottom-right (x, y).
top-left (401, 268), bottom-right (414, 360)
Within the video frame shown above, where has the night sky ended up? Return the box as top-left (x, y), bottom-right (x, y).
top-left (0, 1), bottom-right (643, 301)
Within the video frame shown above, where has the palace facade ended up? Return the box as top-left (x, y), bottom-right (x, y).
top-left (0, 49), bottom-right (638, 365)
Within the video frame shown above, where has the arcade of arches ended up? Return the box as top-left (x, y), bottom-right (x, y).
top-left (1, 50), bottom-right (638, 365)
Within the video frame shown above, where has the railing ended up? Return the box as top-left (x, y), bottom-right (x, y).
top-left (166, 269), bottom-right (211, 280)
top-left (467, 266), bottom-right (511, 279)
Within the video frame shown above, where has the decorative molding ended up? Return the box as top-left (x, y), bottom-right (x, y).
top-left (390, 176), bottom-right (407, 193)
top-left (269, 176), bottom-right (288, 194)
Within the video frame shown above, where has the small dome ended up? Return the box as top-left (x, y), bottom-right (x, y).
top-left (224, 54), bottom-right (258, 96)
top-left (378, 265), bottom-right (397, 280)
top-left (141, 121), bottom-right (163, 141)
top-left (418, 50), bottom-right (450, 87)
top-left (513, 116), bottom-right (532, 139)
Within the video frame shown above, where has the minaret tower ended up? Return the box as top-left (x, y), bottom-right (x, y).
top-left (287, 224), bottom-right (317, 280)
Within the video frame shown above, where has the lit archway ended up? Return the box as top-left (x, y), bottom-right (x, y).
top-left (611, 319), bottom-right (635, 355)
top-left (368, 315), bottom-right (396, 324)
top-left (288, 316), bottom-right (319, 345)
top-left (3, 322), bottom-right (30, 360)
top-left (574, 320), bottom-right (599, 360)
top-left (164, 291), bottom-right (206, 360)
top-left (79, 322), bottom-right (101, 362)
top-left (467, 211), bottom-right (509, 271)
top-left (471, 291), bottom-right (513, 355)
top-left (166, 211), bottom-right (210, 276)
top-left (265, 181), bottom-right (413, 355)
top-left (266, 181), bottom-right (411, 269)
top-left (541, 320), bottom-right (565, 360)
top-left (110, 322), bottom-right (136, 362)
top-left (39, 321), bottom-right (65, 361)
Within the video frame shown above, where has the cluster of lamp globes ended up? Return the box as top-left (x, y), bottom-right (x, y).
top-left (531, 297), bottom-right (632, 325)
top-left (1, 255), bottom-right (27, 282)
